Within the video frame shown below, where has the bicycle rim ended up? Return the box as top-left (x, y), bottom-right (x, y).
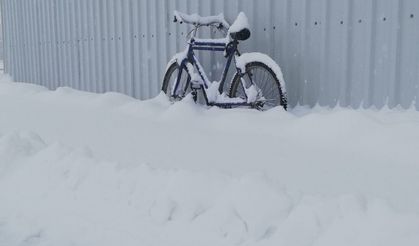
top-left (162, 63), bottom-right (190, 99)
top-left (230, 62), bottom-right (286, 110)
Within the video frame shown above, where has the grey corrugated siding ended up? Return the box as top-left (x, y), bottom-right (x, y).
top-left (2, 0), bottom-right (419, 109)
top-left (0, 3), bottom-right (3, 62)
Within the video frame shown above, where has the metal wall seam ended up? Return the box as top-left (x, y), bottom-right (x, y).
top-left (146, 0), bottom-right (155, 97)
top-left (155, 0), bottom-right (164, 93)
top-left (100, 0), bottom-right (107, 92)
top-left (33, 0), bottom-right (40, 83)
top-left (48, 0), bottom-right (54, 87)
top-left (85, 0), bottom-right (93, 92)
top-left (0, 0), bottom-right (6, 71)
top-left (13, 0), bottom-right (20, 77)
top-left (22, 0), bottom-right (29, 81)
top-left (20, 0), bottom-right (27, 82)
top-left (132, 0), bottom-right (141, 98)
top-left (301, 0), bottom-right (311, 106)
top-left (87, 0), bottom-right (96, 92)
top-left (44, 0), bottom-right (49, 87)
top-left (40, 0), bottom-right (46, 86)
top-left (70, 0), bottom-right (78, 89)
top-left (364, 0), bottom-right (378, 107)
top-left (4, 0), bottom-right (9, 72)
top-left (44, 0), bottom-right (51, 88)
top-left (7, 0), bottom-right (11, 73)
top-left (27, 0), bottom-right (32, 82)
top-left (399, 1), bottom-right (419, 108)
top-left (393, 0), bottom-right (404, 108)
top-left (49, 0), bottom-right (56, 88)
top-left (85, 0), bottom-right (92, 92)
top-left (15, 0), bottom-right (22, 81)
top-left (66, 0), bottom-right (73, 88)
top-left (139, 0), bottom-right (149, 98)
top-left (12, 0), bottom-right (20, 80)
top-left (108, 0), bottom-right (116, 92)
top-left (56, 0), bottom-right (62, 85)
top-left (123, 0), bottom-right (134, 95)
top-left (372, 0), bottom-right (399, 109)
top-left (115, 0), bottom-right (124, 93)
top-left (27, 0), bottom-right (33, 82)
top-left (93, 0), bottom-right (102, 93)
top-left (80, 0), bottom-right (88, 92)
top-left (26, 0), bottom-right (34, 82)
top-left (39, 0), bottom-right (45, 84)
top-left (67, 0), bottom-right (73, 88)
top-left (75, 0), bottom-right (82, 90)
top-left (12, 1), bottom-right (23, 80)
top-left (62, 0), bottom-right (70, 88)
top-left (150, 0), bottom-right (158, 95)
top-left (74, 0), bottom-right (81, 90)
top-left (63, 0), bottom-right (70, 87)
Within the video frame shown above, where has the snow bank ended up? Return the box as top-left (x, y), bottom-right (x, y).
top-left (1, 73), bottom-right (419, 245)
top-left (0, 131), bottom-right (419, 246)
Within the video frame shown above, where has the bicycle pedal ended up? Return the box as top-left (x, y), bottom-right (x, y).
top-left (191, 89), bottom-right (198, 102)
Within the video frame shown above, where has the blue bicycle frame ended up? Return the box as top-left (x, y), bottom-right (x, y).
top-left (173, 35), bottom-right (257, 107)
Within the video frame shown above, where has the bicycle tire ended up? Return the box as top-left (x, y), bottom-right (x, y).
top-left (162, 62), bottom-right (191, 99)
top-left (229, 62), bottom-right (287, 110)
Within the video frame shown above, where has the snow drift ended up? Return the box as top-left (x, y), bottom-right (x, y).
top-left (0, 73), bottom-right (419, 245)
top-left (1, 131), bottom-right (419, 246)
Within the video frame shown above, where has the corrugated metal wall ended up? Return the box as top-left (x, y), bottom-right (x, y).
top-left (0, 5), bottom-right (3, 62)
top-left (2, 0), bottom-right (419, 109)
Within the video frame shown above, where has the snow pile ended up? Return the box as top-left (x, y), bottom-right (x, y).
top-left (0, 131), bottom-right (419, 246)
top-left (1, 73), bottom-right (419, 245)
top-left (228, 12), bottom-right (250, 34)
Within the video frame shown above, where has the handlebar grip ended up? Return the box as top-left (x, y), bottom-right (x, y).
top-left (173, 16), bottom-right (183, 24)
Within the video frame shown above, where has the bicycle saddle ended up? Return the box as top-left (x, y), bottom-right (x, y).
top-left (228, 12), bottom-right (251, 41)
top-left (230, 28), bottom-right (251, 41)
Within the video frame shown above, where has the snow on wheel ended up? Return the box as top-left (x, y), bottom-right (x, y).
top-left (230, 53), bottom-right (287, 110)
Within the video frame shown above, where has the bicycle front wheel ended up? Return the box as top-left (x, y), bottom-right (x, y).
top-left (162, 62), bottom-right (191, 100)
top-left (229, 61), bottom-right (287, 110)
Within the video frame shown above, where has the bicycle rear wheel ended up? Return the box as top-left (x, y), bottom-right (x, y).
top-left (229, 62), bottom-right (287, 110)
top-left (162, 62), bottom-right (191, 100)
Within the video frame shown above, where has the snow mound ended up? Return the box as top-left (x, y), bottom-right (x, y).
top-left (229, 12), bottom-right (250, 34)
top-left (0, 131), bottom-right (419, 246)
top-left (1, 74), bottom-right (419, 245)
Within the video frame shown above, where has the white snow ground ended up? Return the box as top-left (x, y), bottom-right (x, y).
top-left (0, 72), bottom-right (419, 246)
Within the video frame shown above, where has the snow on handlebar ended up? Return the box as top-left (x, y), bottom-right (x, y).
top-left (173, 10), bottom-right (230, 30)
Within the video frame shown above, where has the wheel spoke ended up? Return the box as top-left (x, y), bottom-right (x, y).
top-left (163, 64), bottom-right (191, 101)
top-left (231, 62), bottom-right (286, 110)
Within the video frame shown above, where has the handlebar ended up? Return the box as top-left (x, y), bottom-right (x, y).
top-left (173, 11), bottom-right (230, 31)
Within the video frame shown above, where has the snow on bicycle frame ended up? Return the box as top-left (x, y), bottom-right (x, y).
top-left (163, 11), bottom-right (288, 110)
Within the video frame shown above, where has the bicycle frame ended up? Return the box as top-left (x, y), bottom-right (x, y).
top-left (172, 28), bottom-right (257, 108)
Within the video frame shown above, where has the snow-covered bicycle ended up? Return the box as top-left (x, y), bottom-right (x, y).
top-left (162, 11), bottom-right (287, 110)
